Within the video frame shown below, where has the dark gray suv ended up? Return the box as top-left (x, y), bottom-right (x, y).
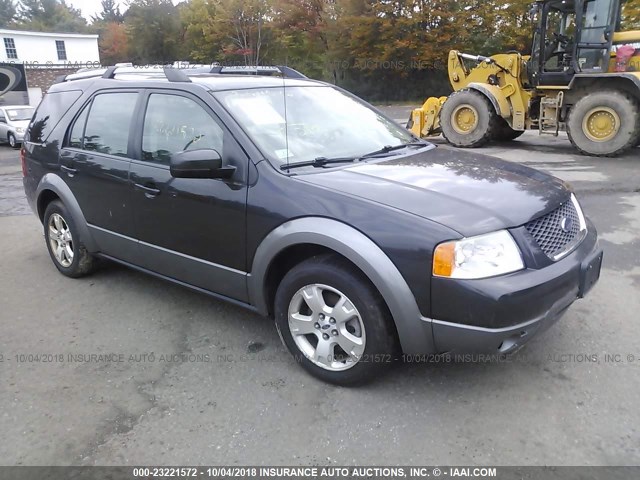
top-left (22, 66), bottom-right (603, 385)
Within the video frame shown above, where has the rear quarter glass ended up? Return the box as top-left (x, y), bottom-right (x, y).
top-left (27, 90), bottom-right (82, 144)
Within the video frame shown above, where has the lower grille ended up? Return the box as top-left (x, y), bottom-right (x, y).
top-left (525, 197), bottom-right (584, 260)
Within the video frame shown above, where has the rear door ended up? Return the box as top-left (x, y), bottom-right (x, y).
top-left (128, 89), bottom-right (249, 301)
top-left (59, 90), bottom-right (142, 261)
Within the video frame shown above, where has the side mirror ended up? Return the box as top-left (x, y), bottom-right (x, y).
top-left (169, 149), bottom-right (236, 179)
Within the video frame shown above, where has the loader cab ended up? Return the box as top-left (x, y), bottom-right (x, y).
top-left (529, 0), bottom-right (621, 86)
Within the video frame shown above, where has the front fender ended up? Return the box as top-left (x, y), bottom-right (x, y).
top-left (248, 217), bottom-right (435, 355)
top-left (467, 83), bottom-right (512, 119)
top-left (36, 173), bottom-right (98, 252)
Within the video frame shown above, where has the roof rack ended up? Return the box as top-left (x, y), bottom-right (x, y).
top-left (54, 64), bottom-right (307, 84)
top-left (206, 65), bottom-right (307, 79)
top-left (56, 65), bottom-right (192, 84)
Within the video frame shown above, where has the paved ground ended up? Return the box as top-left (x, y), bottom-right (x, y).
top-left (1, 110), bottom-right (639, 466)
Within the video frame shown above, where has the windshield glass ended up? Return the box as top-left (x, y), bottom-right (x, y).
top-left (6, 107), bottom-right (35, 121)
top-left (213, 86), bottom-right (415, 167)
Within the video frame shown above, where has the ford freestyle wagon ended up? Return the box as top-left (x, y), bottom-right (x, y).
top-left (22, 65), bottom-right (603, 385)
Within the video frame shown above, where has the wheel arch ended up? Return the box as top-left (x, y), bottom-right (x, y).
top-left (36, 173), bottom-right (98, 252)
top-left (566, 75), bottom-right (640, 105)
top-left (249, 217), bottom-right (436, 355)
top-left (466, 83), bottom-right (512, 119)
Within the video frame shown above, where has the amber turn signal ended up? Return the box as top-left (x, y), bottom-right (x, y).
top-left (433, 242), bottom-right (455, 277)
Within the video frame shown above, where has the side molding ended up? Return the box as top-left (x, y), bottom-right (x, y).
top-left (248, 217), bottom-right (435, 355)
top-left (36, 173), bottom-right (98, 252)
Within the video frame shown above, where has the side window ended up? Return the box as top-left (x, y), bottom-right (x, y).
top-left (142, 94), bottom-right (224, 163)
top-left (0, 111), bottom-right (6, 123)
top-left (68, 103), bottom-right (90, 149)
top-left (84, 92), bottom-right (137, 157)
top-left (28, 90), bottom-right (82, 144)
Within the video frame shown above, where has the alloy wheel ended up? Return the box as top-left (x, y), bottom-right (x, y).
top-left (48, 213), bottom-right (74, 267)
top-left (287, 283), bottom-right (366, 371)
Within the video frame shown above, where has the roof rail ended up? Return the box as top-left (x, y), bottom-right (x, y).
top-left (55, 65), bottom-right (192, 84)
top-left (206, 65), bottom-right (307, 79)
top-left (53, 64), bottom-right (306, 84)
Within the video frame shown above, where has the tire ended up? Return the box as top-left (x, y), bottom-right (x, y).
top-left (43, 200), bottom-right (96, 278)
top-left (566, 90), bottom-right (640, 157)
top-left (494, 118), bottom-right (525, 142)
top-left (274, 254), bottom-right (397, 386)
top-left (8, 133), bottom-right (17, 149)
top-left (440, 89), bottom-right (500, 148)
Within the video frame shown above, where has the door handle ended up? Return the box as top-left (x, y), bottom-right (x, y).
top-left (60, 165), bottom-right (77, 176)
top-left (134, 183), bottom-right (161, 198)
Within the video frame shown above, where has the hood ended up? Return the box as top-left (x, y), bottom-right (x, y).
top-left (298, 147), bottom-right (570, 236)
top-left (10, 119), bottom-right (30, 129)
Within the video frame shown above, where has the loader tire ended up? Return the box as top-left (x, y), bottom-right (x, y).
top-left (494, 118), bottom-right (525, 142)
top-left (567, 90), bottom-right (640, 157)
top-left (440, 90), bottom-right (499, 148)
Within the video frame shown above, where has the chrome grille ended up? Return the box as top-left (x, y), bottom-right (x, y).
top-left (525, 198), bottom-right (583, 260)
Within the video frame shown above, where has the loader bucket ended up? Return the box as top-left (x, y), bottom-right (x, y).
top-left (409, 96), bottom-right (449, 137)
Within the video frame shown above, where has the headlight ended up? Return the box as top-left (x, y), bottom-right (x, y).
top-left (15, 127), bottom-right (24, 133)
top-left (433, 230), bottom-right (524, 279)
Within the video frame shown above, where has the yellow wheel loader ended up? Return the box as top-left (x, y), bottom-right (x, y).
top-left (409, 0), bottom-right (640, 157)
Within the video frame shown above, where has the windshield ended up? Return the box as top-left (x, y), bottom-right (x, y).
top-left (5, 107), bottom-right (35, 121)
top-left (213, 86), bottom-right (415, 167)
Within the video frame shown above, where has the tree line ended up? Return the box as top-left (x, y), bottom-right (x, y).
top-left (0, 0), bottom-right (639, 101)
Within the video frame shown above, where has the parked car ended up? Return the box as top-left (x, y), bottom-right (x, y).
top-left (0, 105), bottom-right (35, 148)
top-left (22, 66), bottom-right (603, 385)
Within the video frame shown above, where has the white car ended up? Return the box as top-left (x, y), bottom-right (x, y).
top-left (0, 105), bottom-right (35, 148)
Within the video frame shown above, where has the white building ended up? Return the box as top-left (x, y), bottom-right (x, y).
top-left (0, 29), bottom-right (99, 66)
top-left (0, 29), bottom-right (100, 106)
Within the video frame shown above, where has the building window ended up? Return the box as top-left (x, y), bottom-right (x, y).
top-left (4, 38), bottom-right (17, 59)
top-left (55, 40), bottom-right (67, 61)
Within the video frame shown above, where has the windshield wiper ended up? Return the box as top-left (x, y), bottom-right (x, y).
top-left (280, 156), bottom-right (357, 171)
top-left (280, 141), bottom-right (429, 171)
top-left (358, 141), bottom-right (429, 160)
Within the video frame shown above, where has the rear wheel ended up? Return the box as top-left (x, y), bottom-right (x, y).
top-left (274, 255), bottom-right (397, 385)
top-left (44, 200), bottom-right (96, 278)
top-left (440, 89), bottom-right (500, 148)
top-left (567, 90), bottom-right (640, 157)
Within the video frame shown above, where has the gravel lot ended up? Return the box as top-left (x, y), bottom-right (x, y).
top-left (1, 109), bottom-right (639, 466)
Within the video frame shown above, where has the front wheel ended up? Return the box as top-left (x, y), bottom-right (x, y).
top-left (274, 255), bottom-right (397, 385)
top-left (440, 89), bottom-right (499, 148)
top-left (567, 90), bottom-right (640, 157)
top-left (8, 133), bottom-right (17, 148)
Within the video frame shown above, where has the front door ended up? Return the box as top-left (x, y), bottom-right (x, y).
top-left (128, 90), bottom-right (249, 302)
top-left (574, 0), bottom-right (619, 72)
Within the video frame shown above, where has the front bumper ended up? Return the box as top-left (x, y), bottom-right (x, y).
top-left (12, 130), bottom-right (25, 142)
top-left (429, 220), bottom-right (602, 355)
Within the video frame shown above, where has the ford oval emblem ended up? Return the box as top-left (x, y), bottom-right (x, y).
top-left (560, 216), bottom-right (573, 233)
